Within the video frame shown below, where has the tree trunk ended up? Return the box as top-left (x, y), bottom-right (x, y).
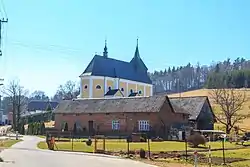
top-left (226, 125), bottom-right (231, 134)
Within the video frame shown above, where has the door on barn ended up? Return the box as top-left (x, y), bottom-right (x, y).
top-left (88, 120), bottom-right (94, 135)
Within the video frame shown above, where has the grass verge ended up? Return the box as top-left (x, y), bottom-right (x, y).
top-left (0, 139), bottom-right (22, 148)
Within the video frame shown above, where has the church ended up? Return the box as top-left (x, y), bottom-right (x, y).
top-left (79, 40), bottom-right (153, 98)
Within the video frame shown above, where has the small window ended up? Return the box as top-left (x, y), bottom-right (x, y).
top-left (121, 88), bottom-right (124, 91)
top-left (130, 89), bottom-right (133, 93)
top-left (138, 90), bottom-right (142, 94)
top-left (138, 120), bottom-right (150, 131)
top-left (96, 85), bottom-right (101, 89)
top-left (112, 120), bottom-right (120, 130)
top-left (108, 86), bottom-right (111, 90)
top-left (84, 85), bottom-right (88, 89)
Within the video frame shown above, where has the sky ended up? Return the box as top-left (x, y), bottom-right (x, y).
top-left (0, 0), bottom-right (250, 97)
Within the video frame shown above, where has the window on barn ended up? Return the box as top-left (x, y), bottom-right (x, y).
top-left (112, 120), bottom-right (120, 130)
top-left (96, 85), bottom-right (101, 89)
top-left (138, 120), bottom-right (150, 131)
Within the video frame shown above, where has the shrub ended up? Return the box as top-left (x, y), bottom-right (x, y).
top-left (187, 132), bottom-right (206, 148)
top-left (152, 136), bottom-right (164, 142)
top-left (86, 138), bottom-right (92, 146)
top-left (140, 136), bottom-right (147, 142)
top-left (40, 122), bottom-right (45, 135)
top-left (20, 124), bottom-right (25, 135)
top-left (139, 148), bottom-right (146, 158)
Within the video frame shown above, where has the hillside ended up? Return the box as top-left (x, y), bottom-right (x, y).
top-left (168, 89), bottom-right (250, 131)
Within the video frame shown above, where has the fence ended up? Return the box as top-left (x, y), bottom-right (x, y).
top-left (44, 131), bottom-right (240, 165)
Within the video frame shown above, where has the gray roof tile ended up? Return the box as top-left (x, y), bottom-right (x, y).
top-left (53, 95), bottom-right (168, 114)
top-left (80, 55), bottom-right (152, 84)
top-left (169, 96), bottom-right (208, 120)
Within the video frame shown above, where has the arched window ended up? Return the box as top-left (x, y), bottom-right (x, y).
top-left (121, 88), bottom-right (124, 91)
top-left (96, 85), bottom-right (101, 89)
top-left (84, 85), bottom-right (88, 89)
top-left (130, 89), bottom-right (133, 93)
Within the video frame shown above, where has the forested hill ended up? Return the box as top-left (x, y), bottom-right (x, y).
top-left (150, 57), bottom-right (250, 94)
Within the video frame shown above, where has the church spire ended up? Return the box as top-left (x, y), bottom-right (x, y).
top-left (134, 37), bottom-right (140, 58)
top-left (103, 39), bottom-right (108, 58)
top-left (130, 38), bottom-right (148, 72)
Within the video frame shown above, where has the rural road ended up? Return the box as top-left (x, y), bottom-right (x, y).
top-left (0, 136), bottom-right (156, 167)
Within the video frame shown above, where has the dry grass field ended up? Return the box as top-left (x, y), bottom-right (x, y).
top-left (169, 88), bottom-right (250, 131)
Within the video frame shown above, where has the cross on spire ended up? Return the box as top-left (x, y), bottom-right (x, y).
top-left (103, 38), bottom-right (108, 58)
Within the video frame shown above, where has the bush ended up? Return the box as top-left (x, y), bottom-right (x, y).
top-left (28, 124), bottom-right (34, 135)
top-left (187, 132), bottom-right (206, 148)
top-left (20, 124), bottom-right (25, 135)
top-left (86, 138), bottom-right (92, 146)
top-left (152, 136), bottom-right (164, 142)
top-left (40, 122), bottom-right (45, 135)
top-left (139, 148), bottom-right (146, 158)
top-left (140, 136), bottom-right (147, 142)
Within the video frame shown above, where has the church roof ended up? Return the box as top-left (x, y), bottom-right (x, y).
top-left (80, 55), bottom-right (152, 84)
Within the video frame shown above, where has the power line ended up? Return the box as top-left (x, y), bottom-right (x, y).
top-left (10, 41), bottom-right (85, 56)
top-left (10, 40), bottom-right (84, 53)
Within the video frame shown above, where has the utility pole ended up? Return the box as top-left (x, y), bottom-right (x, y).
top-left (0, 18), bottom-right (8, 56)
top-left (0, 82), bottom-right (3, 125)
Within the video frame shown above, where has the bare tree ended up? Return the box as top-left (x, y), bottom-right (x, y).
top-left (2, 80), bottom-right (28, 131)
top-left (30, 90), bottom-right (49, 101)
top-left (210, 88), bottom-right (247, 134)
top-left (53, 80), bottom-right (80, 101)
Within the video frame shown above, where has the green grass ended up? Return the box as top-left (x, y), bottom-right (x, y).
top-left (37, 140), bottom-right (241, 153)
top-left (0, 139), bottom-right (22, 148)
top-left (37, 139), bottom-right (250, 167)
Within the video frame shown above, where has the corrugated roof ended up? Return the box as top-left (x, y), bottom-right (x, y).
top-left (80, 55), bottom-right (152, 84)
top-left (53, 95), bottom-right (168, 114)
top-left (169, 96), bottom-right (208, 120)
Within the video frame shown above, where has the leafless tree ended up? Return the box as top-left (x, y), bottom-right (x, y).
top-left (53, 80), bottom-right (80, 101)
top-left (2, 80), bottom-right (28, 131)
top-left (30, 90), bottom-right (49, 101)
top-left (210, 88), bottom-right (247, 134)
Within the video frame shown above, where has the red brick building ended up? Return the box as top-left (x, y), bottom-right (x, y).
top-left (53, 95), bottom-right (189, 138)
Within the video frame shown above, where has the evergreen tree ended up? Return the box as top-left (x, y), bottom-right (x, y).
top-left (40, 122), bottom-right (45, 135)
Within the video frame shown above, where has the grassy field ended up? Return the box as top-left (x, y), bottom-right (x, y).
top-left (37, 139), bottom-right (241, 152)
top-left (0, 139), bottom-right (22, 148)
top-left (37, 139), bottom-right (250, 167)
top-left (169, 88), bottom-right (250, 131)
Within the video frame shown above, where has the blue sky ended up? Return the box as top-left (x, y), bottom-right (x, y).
top-left (0, 0), bottom-right (250, 97)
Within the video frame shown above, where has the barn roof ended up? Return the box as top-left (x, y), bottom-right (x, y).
top-left (53, 95), bottom-right (180, 114)
top-left (28, 100), bottom-right (59, 111)
top-left (169, 96), bottom-right (212, 120)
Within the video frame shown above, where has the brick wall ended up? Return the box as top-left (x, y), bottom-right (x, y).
top-left (55, 112), bottom-right (159, 134)
top-left (54, 102), bottom-right (188, 137)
